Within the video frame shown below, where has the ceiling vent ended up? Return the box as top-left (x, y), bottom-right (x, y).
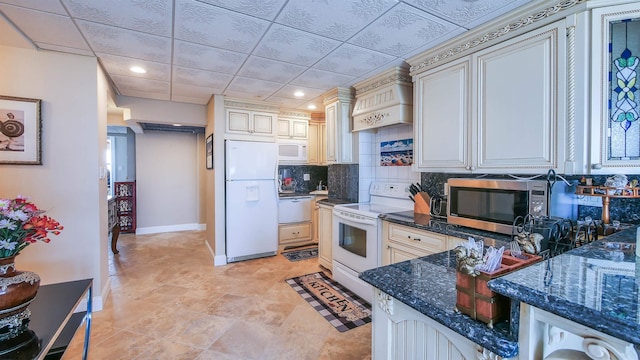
top-left (352, 66), bottom-right (413, 132)
top-left (139, 123), bottom-right (205, 134)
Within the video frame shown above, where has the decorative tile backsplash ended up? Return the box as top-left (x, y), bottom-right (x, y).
top-left (278, 165), bottom-right (327, 193)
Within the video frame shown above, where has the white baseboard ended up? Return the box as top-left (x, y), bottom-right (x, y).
top-left (214, 254), bottom-right (227, 266)
top-left (74, 278), bottom-right (109, 313)
top-left (135, 223), bottom-right (205, 235)
top-left (204, 238), bottom-right (227, 266)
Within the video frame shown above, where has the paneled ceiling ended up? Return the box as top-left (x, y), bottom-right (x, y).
top-left (0, 0), bottom-right (532, 115)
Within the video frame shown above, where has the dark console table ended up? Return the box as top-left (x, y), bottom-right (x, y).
top-left (30, 279), bottom-right (93, 359)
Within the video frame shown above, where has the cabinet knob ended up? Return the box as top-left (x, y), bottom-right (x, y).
top-left (470, 166), bottom-right (476, 171)
top-left (592, 163), bottom-right (602, 169)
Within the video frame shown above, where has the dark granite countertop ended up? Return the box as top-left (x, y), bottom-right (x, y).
top-left (359, 251), bottom-right (519, 358)
top-left (488, 227), bottom-right (640, 346)
top-left (278, 192), bottom-right (314, 198)
top-left (381, 211), bottom-right (513, 245)
top-left (317, 198), bottom-right (353, 207)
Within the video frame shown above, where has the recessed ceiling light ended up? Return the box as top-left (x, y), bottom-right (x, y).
top-left (307, 104), bottom-right (317, 110)
top-left (294, 91), bottom-right (305, 97)
top-left (130, 66), bottom-right (146, 74)
top-left (172, 124), bottom-right (182, 127)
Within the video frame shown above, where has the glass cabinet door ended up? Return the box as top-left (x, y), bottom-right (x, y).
top-left (591, 3), bottom-right (640, 173)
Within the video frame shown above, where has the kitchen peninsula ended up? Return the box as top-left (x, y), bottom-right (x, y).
top-left (360, 218), bottom-right (640, 359)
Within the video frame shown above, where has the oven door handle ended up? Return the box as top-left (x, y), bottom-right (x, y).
top-left (333, 210), bottom-right (377, 226)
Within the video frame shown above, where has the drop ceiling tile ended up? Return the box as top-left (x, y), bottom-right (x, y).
top-left (264, 96), bottom-right (308, 109)
top-left (172, 82), bottom-right (217, 100)
top-left (0, 0), bottom-right (67, 14)
top-left (98, 53), bottom-right (170, 81)
top-left (196, 0), bottom-right (288, 21)
top-left (62, 0), bottom-right (172, 37)
top-left (269, 85), bottom-right (325, 101)
top-left (173, 66), bottom-right (233, 90)
top-left (111, 74), bottom-right (170, 95)
top-left (237, 57), bottom-right (306, 84)
top-left (348, 3), bottom-right (462, 57)
top-left (276, 0), bottom-right (397, 41)
top-left (76, 20), bottom-right (171, 63)
top-left (174, 0), bottom-right (269, 53)
top-left (120, 89), bottom-right (169, 102)
top-left (171, 94), bottom-right (211, 105)
top-left (253, 24), bottom-right (341, 66)
top-left (173, 40), bottom-right (246, 74)
top-left (403, 0), bottom-right (531, 28)
top-left (36, 43), bottom-right (94, 57)
top-left (314, 43), bottom-right (397, 77)
top-left (290, 68), bottom-right (357, 90)
top-left (0, 4), bottom-right (90, 50)
top-left (226, 76), bottom-right (283, 96)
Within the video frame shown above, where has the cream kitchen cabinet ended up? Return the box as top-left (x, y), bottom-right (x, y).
top-left (323, 87), bottom-right (358, 164)
top-left (414, 57), bottom-right (471, 171)
top-left (317, 203), bottom-right (333, 270)
top-left (225, 108), bottom-right (277, 139)
top-left (277, 114), bottom-right (308, 140)
top-left (382, 221), bottom-right (447, 266)
top-left (308, 121), bottom-right (326, 165)
top-left (588, 3), bottom-right (640, 174)
top-left (311, 195), bottom-right (327, 242)
top-left (278, 222), bottom-right (312, 245)
top-left (413, 20), bottom-right (568, 174)
top-left (373, 289), bottom-right (481, 360)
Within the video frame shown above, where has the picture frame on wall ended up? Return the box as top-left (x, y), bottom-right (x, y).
top-left (206, 133), bottom-right (213, 169)
top-left (0, 95), bottom-right (42, 165)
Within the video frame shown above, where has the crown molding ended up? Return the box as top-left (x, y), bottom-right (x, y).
top-left (409, 0), bottom-right (587, 76)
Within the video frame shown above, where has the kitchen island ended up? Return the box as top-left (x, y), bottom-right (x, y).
top-left (360, 249), bottom-right (519, 359)
top-left (361, 215), bottom-right (640, 359)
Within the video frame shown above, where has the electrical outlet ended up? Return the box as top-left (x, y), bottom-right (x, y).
top-left (303, 173), bottom-right (310, 181)
top-left (576, 195), bottom-right (603, 207)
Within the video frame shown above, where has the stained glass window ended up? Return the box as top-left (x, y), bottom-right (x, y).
top-left (609, 18), bottom-right (640, 160)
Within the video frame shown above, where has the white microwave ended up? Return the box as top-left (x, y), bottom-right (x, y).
top-left (278, 141), bottom-right (307, 163)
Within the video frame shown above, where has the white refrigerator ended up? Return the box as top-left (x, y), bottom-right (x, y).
top-left (225, 140), bottom-right (279, 262)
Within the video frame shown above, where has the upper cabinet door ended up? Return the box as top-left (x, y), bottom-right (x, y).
top-left (474, 20), bottom-right (566, 173)
top-left (414, 57), bottom-right (471, 172)
top-left (227, 110), bottom-right (251, 133)
top-left (252, 112), bottom-right (275, 135)
top-left (590, 3), bottom-right (640, 174)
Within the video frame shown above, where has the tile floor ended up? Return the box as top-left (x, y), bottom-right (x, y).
top-left (62, 231), bottom-right (372, 359)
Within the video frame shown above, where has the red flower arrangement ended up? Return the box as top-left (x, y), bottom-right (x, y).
top-left (0, 196), bottom-right (63, 258)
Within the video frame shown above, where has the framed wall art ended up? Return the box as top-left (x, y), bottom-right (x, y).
top-left (0, 95), bottom-right (41, 165)
top-left (206, 133), bottom-right (213, 169)
top-left (380, 138), bottom-right (413, 166)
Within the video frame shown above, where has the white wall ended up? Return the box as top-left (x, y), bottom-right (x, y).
top-left (135, 131), bottom-right (201, 233)
top-left (0, 45), bottom-right (108, 308)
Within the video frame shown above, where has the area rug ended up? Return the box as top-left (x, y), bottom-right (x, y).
top-left (281, 247), bottom-right (318, 262)
top-left (285, 272), bottom-right (371, 332)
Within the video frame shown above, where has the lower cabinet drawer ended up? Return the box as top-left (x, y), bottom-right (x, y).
top-left (279, 222), bottom-right (312, 244)
top-left (386, 222), bottom-right (447, 254)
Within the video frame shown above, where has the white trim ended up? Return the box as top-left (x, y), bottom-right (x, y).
top-left (205, 239), bottom-right (227, 266)
top-left (135, 223), bottom-right (205, 235)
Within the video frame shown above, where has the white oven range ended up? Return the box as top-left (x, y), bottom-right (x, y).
top-left (332, 182), bottom-right (414, 303)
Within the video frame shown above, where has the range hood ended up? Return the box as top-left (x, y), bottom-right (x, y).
top-left (352, 66), bottom-right (413, 132)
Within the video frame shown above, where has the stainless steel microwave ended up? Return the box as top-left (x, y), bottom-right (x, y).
top-left (278, 141), bottom-right (307, 163)
top-left (446, 178), bottom-right (549, 235)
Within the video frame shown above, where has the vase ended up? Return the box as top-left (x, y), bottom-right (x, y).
top-left (0, 256), bottom-right (40, 341)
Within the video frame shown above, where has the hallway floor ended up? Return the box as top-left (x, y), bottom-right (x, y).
top-left (62, 231), bottom-right (372, 359)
